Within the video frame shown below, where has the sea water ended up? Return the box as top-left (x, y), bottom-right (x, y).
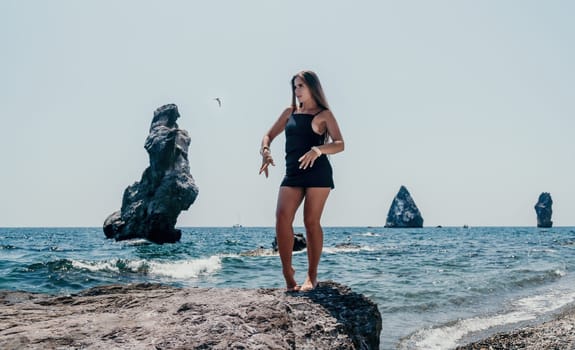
top-left (1, 226), bottom-right (574, 349)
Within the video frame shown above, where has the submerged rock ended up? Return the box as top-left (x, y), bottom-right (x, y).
top-left (335, 242), bottom-right (361, 250)
top-left (385, 185), bottom-right (424, 228)
top-left (103, 104), bottom-right (199, 244)
top-left (0, 282), bottom-right (381, 349)
top-left (240, 246), bottom-right (276, 256)
top-left (534, 192), bottom-right (553, 228)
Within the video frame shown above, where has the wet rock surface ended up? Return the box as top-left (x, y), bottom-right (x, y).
top-left (0, 281), bottom-right (381, 350)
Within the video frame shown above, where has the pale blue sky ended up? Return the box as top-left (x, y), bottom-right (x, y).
top-left (1, 1), bottom-right (573, 227)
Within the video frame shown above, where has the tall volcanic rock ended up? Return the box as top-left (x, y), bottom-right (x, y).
top-left (534, 192), bottom-right (553, 228)
top-left (385, 186), bottom-right (424, 228)
top-left (103, 104), bottom-right (199, 243)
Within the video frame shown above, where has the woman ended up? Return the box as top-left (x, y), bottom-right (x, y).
top-left (259, 70), bottom-right (344, 291)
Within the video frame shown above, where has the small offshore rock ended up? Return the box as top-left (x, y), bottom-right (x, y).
top-left (534, 192), bottom-right (553, 228)
top-left (273, 232), bottom-right (307, 252)
top-left (385, 185), bottom-right (424, 228)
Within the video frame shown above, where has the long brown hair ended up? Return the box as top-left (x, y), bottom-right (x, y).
top-left (290, 70), bottom-right (330, 112)
top-left (290, 70), bottom-right (331, 144)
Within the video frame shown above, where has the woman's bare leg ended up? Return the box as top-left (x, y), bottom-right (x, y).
top-left (276, 186), bottom-right (305, 291)
top-left (301, 187), bottom-right (331, 291)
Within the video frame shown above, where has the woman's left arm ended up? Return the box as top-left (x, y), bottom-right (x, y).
top-left (317, 110), bottom-right (344, 155)
top-left (298, 111), bottom-right (344, 169)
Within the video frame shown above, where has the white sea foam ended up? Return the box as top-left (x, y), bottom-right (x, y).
top-left (512, 289), bottom-right (575, 314)
top-left (408, 311), bottom-right (535, 350)
top-left (324, 246), bottom-right (361, 254)
top-left (529, 248), bottom-right (558, 254)
top-left (71, 259), bottom-right (138, 273)
top-left (323, 243), bottom-right (378, 254)
top-left (406, 289), bottom-right (575, 350)
top-left (323, 245), bottom-right (376, 254)
top-left (360, 231), bottom-right (380, 237)
top-left (71, 256), bottom-right (222, 279)
top-left (122, 239), bottom-right (151, 246)
top-left (148, 256), bottom-right (221, 279)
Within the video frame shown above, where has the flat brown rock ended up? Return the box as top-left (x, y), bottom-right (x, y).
top-left (0, 281), bottom-right (381, 350)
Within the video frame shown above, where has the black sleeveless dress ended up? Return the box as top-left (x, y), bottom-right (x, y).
top-left (280, 111), bottom-right (334, 189)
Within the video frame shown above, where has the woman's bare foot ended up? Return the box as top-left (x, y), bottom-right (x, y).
top-left (284, 267), bottom-right (300, 292)
top-left (300, 276), bottom-right (318, 292)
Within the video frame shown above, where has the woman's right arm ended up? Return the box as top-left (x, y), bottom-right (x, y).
top-left (259, 107), bottom-right (292, 178)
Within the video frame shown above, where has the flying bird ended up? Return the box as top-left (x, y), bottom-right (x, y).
top-left (213, 97), bottom-right (222, 107)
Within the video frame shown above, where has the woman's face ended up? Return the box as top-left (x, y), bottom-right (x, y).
top-left (294, 77), bottom-right (312, 105)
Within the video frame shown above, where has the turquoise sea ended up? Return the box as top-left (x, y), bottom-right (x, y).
top-left (1, 226), bottom-right (575, 349)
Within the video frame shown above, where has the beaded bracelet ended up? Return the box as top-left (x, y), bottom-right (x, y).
top-left (260, 146), bottom-right (270, 155)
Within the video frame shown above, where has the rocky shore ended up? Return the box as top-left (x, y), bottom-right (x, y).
top-left (0, 281), bottom-right (381, 350)
top-left (457, 304), bottom-right (575, 350)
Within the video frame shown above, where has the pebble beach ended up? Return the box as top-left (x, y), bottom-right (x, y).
top-left (457, 304), bottom-right (575, 350)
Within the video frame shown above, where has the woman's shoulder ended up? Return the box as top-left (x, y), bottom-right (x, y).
top-left (280, 106), bottom-right (295, 118)
top-left (316, 109), bottom-right (335, 120)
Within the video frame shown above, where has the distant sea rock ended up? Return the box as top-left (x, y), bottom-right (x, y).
top-left (385, 185), bottom-right (424, 228)
top-left (0, 282), bottom-right (382, 349)
top-left (103, 104), bottom-right (199, 244)
top-left (534, 192), bottom-right (553, 228)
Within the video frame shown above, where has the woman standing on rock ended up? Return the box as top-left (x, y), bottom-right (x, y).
top-left (259, 70), bottom-right (345, 292)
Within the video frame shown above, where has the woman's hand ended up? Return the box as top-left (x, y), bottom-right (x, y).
top-left (259, 149), bottom-right (275, 177)
top-left (298, 147), bottom-right (321, 170)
